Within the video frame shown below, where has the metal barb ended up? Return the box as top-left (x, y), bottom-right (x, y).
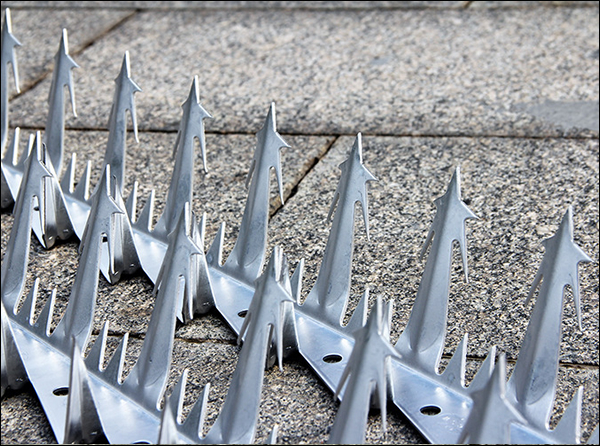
top-left (302, 133), bottom-right (377, 328)
top-left (457, 353), bottom-right (526, 444)
top-left (220, 103), bottom-right (290, 285)
top-left (153, 76), bottom-right (212, 240)
top-left (395, 166), bottom-right (477, 373)
top-left (1, 8), bottom-right (21, 152)
top-left (101, 51), bottom-right (141, 193)
top-left (43, 29), bottom-right (78, 177)
top-left (1, 133), bottom-right (55, 311)
top-left (63, 338), bottom-right (103, 444)
top-left (506, 206), bottom-right (592, 432)
top-left (1, 301), bottom-right (27, 397)
top-left (204, 246), bottom-right (296, 444)
top-left (328, 295), bottom-right (400, 444)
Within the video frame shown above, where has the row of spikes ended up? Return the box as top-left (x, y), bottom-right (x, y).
top-left (57, 244), bottom-right (299, 444)
top-left (315, 164), bottom-right (595, 444)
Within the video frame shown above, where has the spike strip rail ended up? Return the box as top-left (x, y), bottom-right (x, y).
top-left (1, 16), bottom-right (598, 445)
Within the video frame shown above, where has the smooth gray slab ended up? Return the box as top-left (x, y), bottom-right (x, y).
top-left (7, 6), bottom-right (598, 137)
top-left (268, 135), bottom-right (599, 363)
top-left (1, 8), bottom-right (134, 97)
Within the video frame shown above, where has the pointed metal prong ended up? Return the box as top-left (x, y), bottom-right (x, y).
top-left (506, 206), bottom-right (592, 430)
top-left (468, 345), bottom-right (497, 393)
top-left (328, 296), bottom-right (400, 444)
top-left (205, 246), bottom-right (296, 444)
top-left (43, 28), bottom-right (78, 176)
top-left (63, 338), bottom-right (103, 444)
top-left (303, 134), bottom-right (377, 327)
top-left (168, 370), bottom-right (188, 425)
top-left (158, 400), bottom-right (180, 444)
top-left (395, 165), bottom-right (477, 374)
top-left (153, 76), bottom-right (212, 239)
top-left (207, 222), bottom-right (225, 267)
top-left (1, 8), bottom-right (21, 152)
top-left (101, 51), bottom-right (141, 193)
top-left (180, 382), bottom-right (210, 440)
top-left (134, 190), bottom-right (155, 233)
top-left (266, 424), bottom-right (279, 444)
top-left (125, 180), bottom-right (138, 222)
top-left (290, 258), bottom-right (304, 304)
top-left (103, 333), bottom-right (128, 384)
top-left (550, 386), bottom-right (583, 444)
top-left (32, 288), bottom-right (56, 337)
top-left (345, 288), bottom-right (369, 333)
top-left (1, 127), bottom-right (22, 208)
top-left (441, 333), bottom-right (468, 389)
top-left (457, 353), bottom-right (525, 444)
top-left (221, 103), bottom-right (289, 285)
top-left (85, 321), bottom-right (109, 372)
top-left (1, 300), bottom-right (27, 396)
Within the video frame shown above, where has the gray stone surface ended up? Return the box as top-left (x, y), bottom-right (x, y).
top-left (6, 6), bottom-right (599, 137)
top-left (1, 8), bottom-right (134, 97)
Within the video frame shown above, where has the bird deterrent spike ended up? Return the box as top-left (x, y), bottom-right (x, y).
top-left (220, 103), bottom-right (290, 285)
top-left (43, 28), bottom-right (78, 177)
top-left (1, 133), bottom-right (53, 312)
top-left (1, 8), bottom-right (21, 152)
top-left (1, 300), bottom-right (27, 397)
top-left (101, 51), bottom-right (141, 193)
top-left (123, 205), bottom-right (201, 410)
top-left (1, 127), bottom-right (22, 208)
top-left (457, 353), bottom-right (526, 444)
top-left (204, 246), bottom-right (296, 444)
top-left (328, 296), bottom-right (400, 444)
top-left (506, 206), bottom-right (592, 431)
top-left (63, 338), bottom-right (103, 444)
top-left (395, 165), bottom-right (477, 374)
top-left (302, 133), bottom-right (377, 328)
top-left (153, 76), bottom-right (212, 240)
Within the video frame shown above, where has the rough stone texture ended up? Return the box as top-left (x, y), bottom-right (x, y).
top-left (1, 8), bottom-right (135, 97)
top-left (6, 6), bottom-right (599, 137)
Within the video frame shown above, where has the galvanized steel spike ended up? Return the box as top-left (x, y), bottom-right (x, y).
top-left (1, 8), bottom-right (21, 152)
top-left (43, 28), bottom-right (78, 177)
top-left (328, 295), bottom-right (400, 444)
top-left (101, 51), bottom-right (141, 193)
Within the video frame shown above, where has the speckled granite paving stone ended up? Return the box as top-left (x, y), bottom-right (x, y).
top-left (7, 6), bottom-right (599, 137)
top-left (2, 2), bottom-right (466, 10)
top-left (1, 7), bottom-right (134, 98)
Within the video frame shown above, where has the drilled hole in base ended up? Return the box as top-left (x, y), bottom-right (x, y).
top-left (322, 354), bottom-right (343, 364)
top-left (133, 441), bottom-right (151, 444)
top-left (53, 387), bottom-right (69, 396)
top-left (420, 405), bottom-right (441, 416)
top-left (238, 310), bottom-right (248, 318)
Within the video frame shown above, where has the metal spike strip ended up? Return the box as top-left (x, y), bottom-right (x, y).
top-left (1, 23), bottom-right (598, 446)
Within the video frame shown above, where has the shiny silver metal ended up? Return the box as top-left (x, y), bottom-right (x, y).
top-left (1, 26), bottom-right (597, 445)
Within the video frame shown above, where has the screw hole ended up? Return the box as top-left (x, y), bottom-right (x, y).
top-left (322, 354), bottom-right (343, 364)
top-left (133, 441), bottom-right (150, 444)
top-left (238, 310), bottom-right (248, 318)
top-left (53, 387), bottom-right (69, 396)
top-left (420, 405), bottom-right (441, 416)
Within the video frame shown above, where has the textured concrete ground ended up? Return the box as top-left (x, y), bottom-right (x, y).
top-left (1, 1), bottom-right (598, 444)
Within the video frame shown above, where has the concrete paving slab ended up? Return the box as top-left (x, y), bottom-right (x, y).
top-left (1, 7), bottom-right (134, 97)
top-left (6, 6), bottom-right (598, 137)
top-left (3, 2), bottom-right (466, 11)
